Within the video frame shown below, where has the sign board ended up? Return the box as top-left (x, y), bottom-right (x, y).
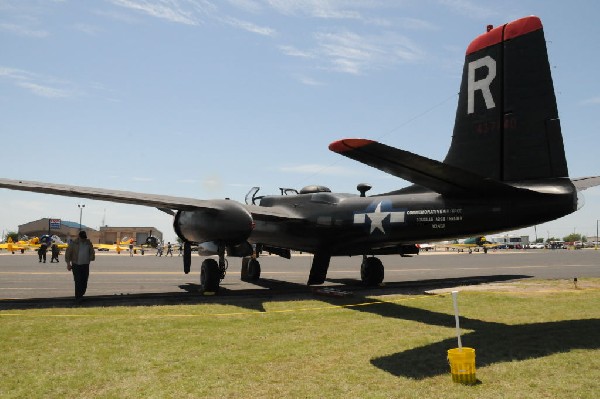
top-left (49, 219), bottom-right (61, 229)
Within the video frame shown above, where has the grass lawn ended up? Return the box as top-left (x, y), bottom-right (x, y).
top-left (1, 279), bottom-right (599, 398)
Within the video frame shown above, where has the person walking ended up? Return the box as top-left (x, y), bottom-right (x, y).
top-left (50, 243), bottom-right (60, 263)
top-left (65, 231), bottom-right (95, 303)
top-left (165, 242), bottom-right (173, 257)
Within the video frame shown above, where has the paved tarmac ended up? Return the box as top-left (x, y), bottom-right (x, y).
top-left (0, 249), bottom-right (598, 308)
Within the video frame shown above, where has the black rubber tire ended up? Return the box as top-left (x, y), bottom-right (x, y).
top-left (200, 258), bottom-right (220, 292)
top-left (360, 257), bottom-right (384, 286)
top-left (183, 242), bottom-right (191, 274)
top-left (241, 257), bottom-right (250, 281)
top-left (247, 258), bottom-right (261, 280)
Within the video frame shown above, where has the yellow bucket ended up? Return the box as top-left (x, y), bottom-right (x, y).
top-left (447, 347), bottom-right (476, 385)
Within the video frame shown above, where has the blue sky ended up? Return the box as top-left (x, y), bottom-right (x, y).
top-left (1, 0), bottom-right (599, 243)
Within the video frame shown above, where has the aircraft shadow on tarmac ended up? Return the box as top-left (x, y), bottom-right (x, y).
top-left (0, 274), bottom-right (528, 313)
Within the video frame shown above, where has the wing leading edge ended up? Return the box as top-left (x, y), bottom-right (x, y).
top-left (571, 176), bottom-right (600, 191)
top-left (0, 178), bottom-right (303, 222)
top-left (329, 139), bottom-right (543, 197)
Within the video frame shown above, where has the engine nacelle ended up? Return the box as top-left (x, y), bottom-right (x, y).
top-left (196, 240), bottom-right (254, 257)
top-left (174, 200), bottom-right (254, 246)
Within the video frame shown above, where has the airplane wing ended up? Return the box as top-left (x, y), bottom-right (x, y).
top-left (329, 139), bottom-right (543, 197)
top-left (0, 178), bottom-right (304, 222)
top-left (571, 176), bottom-right (600, 191)
top-left (0, 242), bottom-right (28, 251)
top-left (0, 178), bottom-right (220, 211)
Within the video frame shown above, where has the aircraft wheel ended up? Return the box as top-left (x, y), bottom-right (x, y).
top-left (183, 242), bottom-right (191, 274)
top-left (361, 257), bottom-right (384, 286)
top-left (200, 258), bottom-right (220, 292)
top-left (484, 247), bottom-right (488, 254)
top-left (241, 257), bottom-right (250, 281)
top-left (247, 258), bottom-right (261, 280)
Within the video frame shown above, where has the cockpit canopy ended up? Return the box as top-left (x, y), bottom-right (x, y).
top-left (299, 185), bottom-right (331, 194)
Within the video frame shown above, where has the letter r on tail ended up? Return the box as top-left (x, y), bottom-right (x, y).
top-left (467, 55), bottom-right (496, 114)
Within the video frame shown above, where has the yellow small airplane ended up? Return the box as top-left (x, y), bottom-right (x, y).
top-left (450, 236), bottom-right (499, 254)
top-left (0, 235), bottom-right (68, 253)
top-left (94, 237), bottom-right (141, 253)
top-left (0, 237), bottom-right (29, 253)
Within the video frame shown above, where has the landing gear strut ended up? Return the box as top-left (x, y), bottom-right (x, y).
top-left (360, 256), bottom-right (384, 286)
top-left (199, 244), bottom-right (228, 293)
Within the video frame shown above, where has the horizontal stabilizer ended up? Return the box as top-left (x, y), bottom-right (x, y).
top-left (329, 139), bottom-right (540, 197)
top-left (571, 176), bottom-right (600, 191)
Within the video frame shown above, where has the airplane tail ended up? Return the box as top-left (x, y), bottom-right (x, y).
top-left (443, 16), bottom-right (569, 182)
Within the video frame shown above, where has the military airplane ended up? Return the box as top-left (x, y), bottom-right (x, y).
top-left (0, 237), bottom-right (28, 253)
top-left (94, 238), bottom-right (137, 253)
top-left (1, 16), bottom-right (599, 292)
top-left (450, 236), bottom-right (499, 254)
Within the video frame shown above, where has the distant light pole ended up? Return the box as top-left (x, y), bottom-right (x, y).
top-left (78, 204), bottom-right (85, 230)
top-left (594, 219), bottom-right (598, 251)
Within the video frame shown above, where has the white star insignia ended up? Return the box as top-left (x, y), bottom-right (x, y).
top-left (366, 202), bottom-right (390, 234)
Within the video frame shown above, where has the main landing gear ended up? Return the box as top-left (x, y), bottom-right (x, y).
top-left (360, 256), bottom-right (384, 286)
top-left (199, 245), bottom-right (228, 293)
top-left (240, 256), bottom-right (261, 281)
top-left (194, 250), bottom-right (384, 293)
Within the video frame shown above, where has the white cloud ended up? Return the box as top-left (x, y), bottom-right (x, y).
top-left (0, 67), bottom-right (77, 98)
top-left (0, 23), bottom-right (49, 38)
top-left (296, 75), bottom-right (324, 86)
top-left (73, 23), bottom-right (101, 35)
top-left (226, 0), bottom-right (263, 13)
top-left (223, 16), bottom-right (276, 36)
top-left (264, 0), bottom-right (362, 19)
top-left (109, 0), bottom-right (210, 25)
top-left (16, 82), bottom-right (72, 98)
top-left (438, 0), bottom-right (497, 20)
top-left (314, 30), bottom-right (423, 75)
top-left (278, 45), bottom-right (315, 58)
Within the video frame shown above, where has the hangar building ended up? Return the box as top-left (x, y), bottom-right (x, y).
top-left (17, 218), bottom-right (163, 245)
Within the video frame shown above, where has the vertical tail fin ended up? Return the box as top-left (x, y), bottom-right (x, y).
top-left (443, 16), bottom-right (569, 181)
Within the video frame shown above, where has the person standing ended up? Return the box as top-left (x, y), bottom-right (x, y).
top-left (65, 231), bottom-right (95, 302)
top-left (38, 236), bottom-right (49, 263)
top-left (50, 243), bottom-right (60, 263)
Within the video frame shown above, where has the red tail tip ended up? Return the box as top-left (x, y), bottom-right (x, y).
top-left (467, 16), bottom-right (543, 55)
top-left (329, 139), bottom-right (375, 153)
